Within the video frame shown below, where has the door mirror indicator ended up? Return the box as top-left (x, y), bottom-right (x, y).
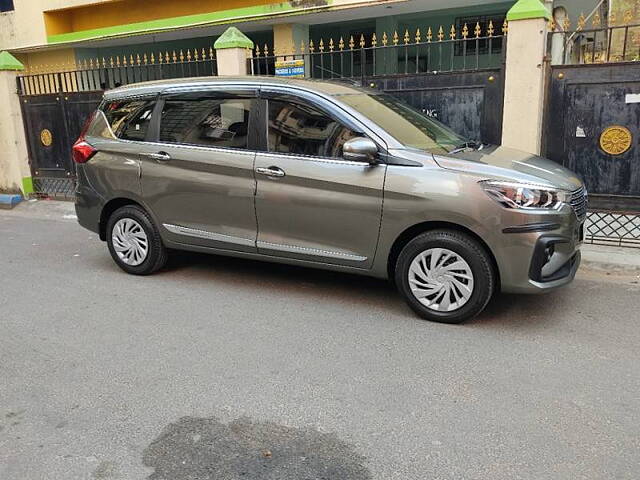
top-left (343, 137), bottom-right (379, 164)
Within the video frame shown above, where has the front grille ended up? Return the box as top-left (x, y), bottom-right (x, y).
top-left (570, 186), bottom-right (588, 222)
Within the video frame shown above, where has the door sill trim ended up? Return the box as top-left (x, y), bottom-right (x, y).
top-left (257, 240), bottom-right (368, 262)
top-left (163, 223), bottom-right (255, 247)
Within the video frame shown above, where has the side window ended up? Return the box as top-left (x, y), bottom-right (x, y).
top-left (102, 99), bottom-right (155, 141)
top-left (159, 97), bottom-right (252, 150)
top-left (268, 99), bottom-right (360, 158)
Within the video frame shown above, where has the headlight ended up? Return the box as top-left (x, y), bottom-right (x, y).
top-left (480, 180), bottom-right (569, 210)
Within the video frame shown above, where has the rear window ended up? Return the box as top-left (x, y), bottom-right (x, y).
top-left (102, 99), bottom-right (155, 141)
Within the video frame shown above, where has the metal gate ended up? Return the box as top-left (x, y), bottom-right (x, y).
top-left (544, 63), bottom-right (640, 211)
top-left (20, 92), bottom-right (102, 198)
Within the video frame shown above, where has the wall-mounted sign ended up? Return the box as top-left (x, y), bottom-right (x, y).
top-left (625, 93), bottom-right (640, 104)
top-left (599, 126), bottom-right (632, 156)
top-left (275, 59), bottom-right (305, 78)
top-left (40, 128), bottom-right (53, 147)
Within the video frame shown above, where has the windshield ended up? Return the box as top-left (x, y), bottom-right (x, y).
top-left (338, 93), bottom-right (469, 154)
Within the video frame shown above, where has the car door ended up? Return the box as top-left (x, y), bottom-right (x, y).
top-left (140, 89), bottom-right (258, 253)
top-left (254, 91), bottom-right (387, 268)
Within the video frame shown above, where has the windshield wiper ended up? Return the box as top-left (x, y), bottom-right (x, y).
top-left (448, 141), bottom-right (484, 155)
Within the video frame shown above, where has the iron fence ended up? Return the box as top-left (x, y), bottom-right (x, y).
top-left (250, 21), bottom-right (507, 79)
top-left (17, 49), bottom-right (218, 96)
top-left (585, 210), bottom-right (640, 248)
top-left (549, 11), bottom-right (640, 64)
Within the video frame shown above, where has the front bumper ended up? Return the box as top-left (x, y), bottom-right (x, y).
top-left (494, 208), bottom-right (584, 294)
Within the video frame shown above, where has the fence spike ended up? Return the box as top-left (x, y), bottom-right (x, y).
top-left (329, 38), bottom-right (334, 52)
top-left (255, 44), bottom-right (261, 57)
top-left (437, 26), bottom-right (444, 41)
top-left (462, 23), bottom-right (469, 39)
top-left (393, 30), bottom-right (399, 45)
top-left (623, 9), bottom-right (633, 24)
top-left (110, 57), bottom-right (115, 67)
top-left (562, 16), bottom-right (571, 30)
top-left (202, 48), bottom-right (207, 60)
top-left (382, 31), bottom-right (388, 46)
top-left (319, 38), bottom-right (325, 52)
top-left (179, 50), bottom-right (184, 62)
top-left (487, 20), bottom-right (494, 37)
top-left (360, 34), bottom-right (366, 48)
top-left (102, 57), bottom-right (107, 68)
top-left (372, 33), bottom-right (377, 47)
top-left (415, 28), bottom-right (421, 43)
top-left (349, 36), bottom-right (355, 49)
top-left (300, 39), bottom-right (306, 54)
top-left (592, 11), bottom-right (601, 27)
top-left (194, 49), bottom-right (199, 61)
top-left (136, 54), bottom-right (141, 65)
top-left (474, 22), bottom-right (481, 38)
top-left (450, 24), bottom-right (456, 40)
top-left (577, 13), bottom-right (586, 30)
top-left (263, 44), bottom-right (269, 56)
top-left (143, 53), bottom-right (148, 64)
top-left (130, 54), bottom-right (135, 65)
top-left (150, 53), bottom-right (155, 64)
top-left (548, 17), bottom-right (556, 30)
top-left (209, 47), bottom-right (215, 60)
top-left (502, 19), bottom-right (508, 35)
top-left (309, 39), bottom-right (315, 53)
top-left (427, 27), bottom-right (432, 42)
top-left (403, 29), bottom-right (410, 44)
top-left (187, 49), bottom-right (192, 61)
top-left (89, 58), bottom-right (94, 68)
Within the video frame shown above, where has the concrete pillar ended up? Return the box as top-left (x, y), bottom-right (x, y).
top-left (214, 27), bottom-right (254, 76)
top-left (501, 0), bottom-right (551, 155)
top-left (0, 51), bottom-right (31, 196)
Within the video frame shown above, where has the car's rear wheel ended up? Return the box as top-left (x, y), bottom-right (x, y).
top-left (106, 205), bottom-right (167, 275)
top-left (395, 230), bottom-right (494, 323)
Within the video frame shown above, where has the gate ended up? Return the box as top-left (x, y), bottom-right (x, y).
top-left (20, 92), bottom-right (102, 198)
top-left (544, 63), bottom-right (640, 210)
top-left (544, 18), bottom-right (640, 246)
top-left (17, 49), bottom-right (218, 198)
top-left (251, 20), bottom-right (507, 143)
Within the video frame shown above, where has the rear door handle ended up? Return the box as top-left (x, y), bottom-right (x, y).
top-left (256, 166), bottom-right (285, 178)
top-left (144, 152), bottom-right (171, 162)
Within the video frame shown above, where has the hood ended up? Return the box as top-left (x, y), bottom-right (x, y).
top-left (431, 145), bottom-right (583, 191)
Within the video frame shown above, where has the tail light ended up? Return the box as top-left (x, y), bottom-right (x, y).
top-left (72, 111), bottom-right (98, 164)
top-left (72, 141), bottom-right (97, 164)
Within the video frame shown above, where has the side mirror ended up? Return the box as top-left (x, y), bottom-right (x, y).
top-left (343, 137), bottom-right (379, 164)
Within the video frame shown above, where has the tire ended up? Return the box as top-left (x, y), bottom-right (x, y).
top-left (106, 205), bottom-right (168, 275)
top-left (395, 230), bottom-right (495, 324)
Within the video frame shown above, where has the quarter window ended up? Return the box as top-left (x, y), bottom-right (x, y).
top-left (267, 99), bottom-right (360, 158)
top-left (102, 99), bottom-right (155, 141)
top-left (159, 97), bottom-right (252, 150)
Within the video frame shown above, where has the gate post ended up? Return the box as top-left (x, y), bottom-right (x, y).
top-left (0, 51), bottom-right (32, 196)
top-left (214, 27), bottom-right (254, 76)
top-left (501, 0), bottom-right (551, 155)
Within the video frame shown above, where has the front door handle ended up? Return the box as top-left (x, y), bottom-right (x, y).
top-left (256, 166), bottom-right (285, 178)
top-left (145, 152), bottom-right (171, 162)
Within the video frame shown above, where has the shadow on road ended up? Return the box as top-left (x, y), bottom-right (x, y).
top-left (158, 250), bottom-right (564, 329)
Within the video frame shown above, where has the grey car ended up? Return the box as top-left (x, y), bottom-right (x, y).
top-left (74, 77), bottom-right (586, 323)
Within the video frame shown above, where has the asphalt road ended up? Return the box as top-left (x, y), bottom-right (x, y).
top-left (1, 201), bottom-right (639, 480)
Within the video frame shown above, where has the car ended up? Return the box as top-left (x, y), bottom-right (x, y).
top-left (74, 76), bottom-right (586, 324)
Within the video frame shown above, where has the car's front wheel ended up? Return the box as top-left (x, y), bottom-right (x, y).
top-left (106, 205), bottom-right (167, 275)
top-left (395, 230), bottom-right (495, 323)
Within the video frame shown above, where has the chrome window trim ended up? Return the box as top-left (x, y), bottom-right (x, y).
top-left (257, 240), bottom-right (367, 262)
top-left (256, 151), bottom-right (375, 167)
top-left (163, 224), bottom-right (255, 247)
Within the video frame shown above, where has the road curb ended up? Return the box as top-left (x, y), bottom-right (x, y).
top-left (581, 244), bottom-right (640, 276)
top-left (0, 194), bottom-right (23, 210)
